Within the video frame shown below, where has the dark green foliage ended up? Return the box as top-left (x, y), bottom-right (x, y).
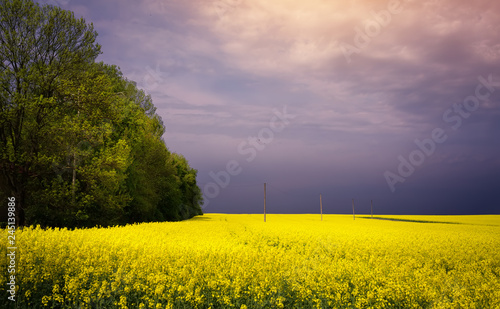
top-left (0, 0), bottom-right (203, 227)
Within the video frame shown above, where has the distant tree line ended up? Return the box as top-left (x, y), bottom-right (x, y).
top-left (0, 0), bottom-right (203, 228)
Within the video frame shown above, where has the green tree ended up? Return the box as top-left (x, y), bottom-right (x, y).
top-left (15, 62), bottom-right (134, 227)
top-left (0, 0), bottom-right (203, 227)
top-left (115, 76), bottom-right (201, 223)
top-left (0, 0), bottom-right (101, 226)
top-left (170, 153), bottom-right (203, 219)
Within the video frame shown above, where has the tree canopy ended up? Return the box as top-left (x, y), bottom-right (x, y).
top-left (0, 0), bottom-right (203, 227)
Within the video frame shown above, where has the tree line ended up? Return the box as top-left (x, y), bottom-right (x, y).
top-left (0, 0), bottom-right (203, 228)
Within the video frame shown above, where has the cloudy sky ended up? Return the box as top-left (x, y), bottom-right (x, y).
top-left (41, 0), bottom-right (499, 215)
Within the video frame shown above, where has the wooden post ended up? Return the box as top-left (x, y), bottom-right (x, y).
top-left (264, 183), bottom-right (266, 222)
top-left (371, 199), bottom-right (373, 218)
top-left (352, 199), bottom-right (355, 220)
top-left (320, 194), bottom-right (323, 221)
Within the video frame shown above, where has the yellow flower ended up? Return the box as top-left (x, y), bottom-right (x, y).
top-left (118, 295), bottom-right (128, 309)
top-left (3, 214), bottom-right (499, 308)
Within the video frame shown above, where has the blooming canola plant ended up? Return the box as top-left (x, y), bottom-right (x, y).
top-left (1, 214), bottom-right (499, 308)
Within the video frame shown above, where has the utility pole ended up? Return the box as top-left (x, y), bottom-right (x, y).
top-left (352, 199), bottom-right (355, 220)
top-left (320, 194), bottom-right (323, 221)
top-left (371, 199), bottom-right (373, 218)
top-left (264, 183), bottom-right (266, 222)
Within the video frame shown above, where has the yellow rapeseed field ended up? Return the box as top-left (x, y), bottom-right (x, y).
top-left (2, 214), bottom-right (500, 308)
